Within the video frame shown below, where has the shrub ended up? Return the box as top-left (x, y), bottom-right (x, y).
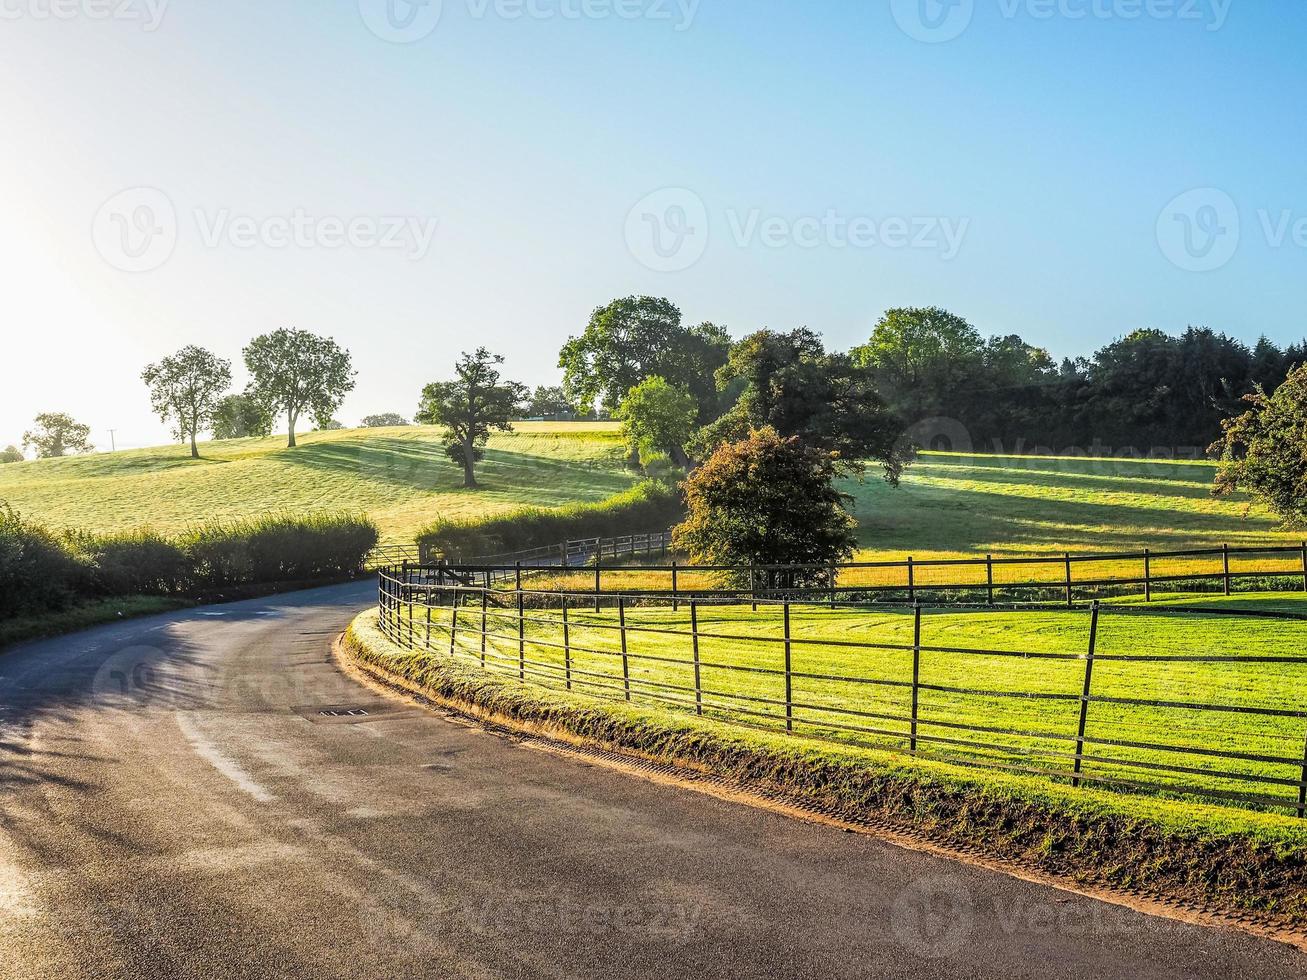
top-left (672, 427), bottom-right (857, 588)
top-left (182, 513), bottom-right (379, 587)
top-left (417, 480), bottom-right (683, 560)
top-left (0, 504), bottom-right (85, 617)
top-left (67, 530), bottom-right (192, 596)
top-left (1213, 364), bottom-right (1307, 526)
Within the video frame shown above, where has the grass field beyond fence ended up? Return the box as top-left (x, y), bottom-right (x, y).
top-left (379, 571), bottom-right (1307, 816)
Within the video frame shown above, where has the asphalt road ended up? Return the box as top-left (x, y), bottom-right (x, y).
top-left (1, 582), bottom-right (1302, 979)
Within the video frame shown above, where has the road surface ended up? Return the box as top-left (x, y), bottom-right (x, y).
top-left (0, 582), bottom-right (1301, 979)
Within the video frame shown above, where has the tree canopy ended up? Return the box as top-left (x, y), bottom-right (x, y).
top-left (615, 376), bottom-right (698, 469)
top-left (1, 446), bottom-right (23, 464)
top-left (211, 394), bottom-right (274, 440)
top-left (23, 413), bottom-right (94, 458)
top-left (559, 296), bottom-right (730, 422)
top-left (361, 413), bottom-right (411, 428)
top-left (141, 345), bottom-right (232, 458)
top-left (673, 427), bottom-right (857, 587)
top-left (1212, 363), bottom-right (1307, 526)
top-left (243, 329), bottom-right (355, 448)
top-left (416, 348), bottom-right (528, 488)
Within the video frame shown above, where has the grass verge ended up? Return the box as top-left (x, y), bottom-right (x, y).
top-left (344, 609), bottom-right (1307, 929)
top-left (0, 596), bottom-right (191, 650)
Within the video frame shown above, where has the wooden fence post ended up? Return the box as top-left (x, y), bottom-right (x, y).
top-left (516, 588), bottom-right (525, 681)
top-left (751, 565), bottom-right (758, 612)
top-left (515, 561), bottom-right (523, 594)
top-left (691, 600), bottom-right (702, 716)
top-left (1072, 601), bottom-right (1101, 788)
top-left (619, 595), bottom-right (631, 701)
top-left (425, 600), bottom-right (433, 649)
top-left (671, 561), bottom-right (679, 613)
top-left (1298, 736), bottom-right (1307, 819)
top-left (1064, 552), bottom-right (1073, 608)
top-left (449, 587), bottom-right (459, 655)
top-left (561, 596), bottom-right (572, 691)
top-left (1220, 543), bottom-right (1231, 596)
top-left (480, 587), bottom-right (488, 666)
top-left (1300, 541), bottom-right (1306, 593)
top-left (829, 565), bottom-right (837, 609)
top-left (986, 554), bottom-right (995, 607)
top-left (594, 562), bottom-right (602, 613)
top-left (783, 601), bottom-right (793, 733)
top-left (907, 556), bottom-right (915, 604)
top-left (909, 602), bottom-right (922, 754)
top-left (1144, 548), bottom-right (1152, 603)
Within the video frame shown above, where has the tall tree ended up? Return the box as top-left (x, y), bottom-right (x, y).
top-left (211, 393), bottom-right (274, 440)
top-left (695, 329), bottom-right (911, 482)
top-left (140, 345), bottom-right (233, 459)
top-left (243, 329), bottom-right (355, 448)
top-left (416, 348), bottom-right (528, 488)
top-left (523, 386), bottom-right (575, 420)
top-left (853, 307), bottom-right (985, 422)
top-left (1212, 364), bottom-right (1307, 526)
top-left (1, 445), bottom-right (23, 464)
top-left (361, 413), bottom-right (410, 427)
top-left (616, 376), bottom-right (698, 468)
top-left (559, 296), bottom-right (730, 422)
top-left (23, 413), bottom-right (94, 458)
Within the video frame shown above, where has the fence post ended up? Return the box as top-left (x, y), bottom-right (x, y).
top-left (1064, 552), bottom-right (1073, 608)
top-left (517, 588), bottom-right (525, 681)
top-left (562, 596), bottom-right (572, 691)
top-left (515, 561), bottom-right (523, 594)
top-left (594, 562), bottom-right (602, 613)
top-left (986, 554), bottom-right (995, 606)
top-left (751, 565), bottom-right (758, 612)
top-left (783, 602), bottom-right (793, 733)
top-left (426, 599), bottom-right (433, 648)
top-left (1220, 543), bottom-right (1231, 596)
top-left (480, 587), bottom-right (488, 666)
top-left (1144, 548), bottom-right (1152, 603)
top-left (829, 565), bottom-right (837, 609)
top-left (619, 595), bottom-right (631, 701)
top-left (907, 556), bottom-right (915, 603)
top-left (691, 600), bottom-right (702, 716)
top-left (672, 561), bottom-right (679, 613)
top-left (449, 587), bottom-right (459, 655)
top-left (560, 542), bottom-right (568, 568)
top-left (1300, 541), bottom-right (1306, 593)
top-left (1072, 601), bottom-right (1100, 789)
top-left (909, 602), bottom-right (922, 754)
top-left (1298, 736), bottom-right (1306, 819)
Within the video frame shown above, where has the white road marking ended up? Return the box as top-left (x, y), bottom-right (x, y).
top-left (174, 713), bottom-right (275, 804)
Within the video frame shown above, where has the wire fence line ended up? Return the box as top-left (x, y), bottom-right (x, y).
top-left (376, 563), bottom-right (1307, 817)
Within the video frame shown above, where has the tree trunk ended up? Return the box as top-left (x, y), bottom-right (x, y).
top-left (287, 411), bottom-right (297, 448)
top-left (190, 431), bottom-right (199, 459)
top-left (463, 436), bottom-right (477, 488)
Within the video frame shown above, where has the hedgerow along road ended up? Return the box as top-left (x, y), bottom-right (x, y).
top-left (0, 582), bottom-right (1301, 979)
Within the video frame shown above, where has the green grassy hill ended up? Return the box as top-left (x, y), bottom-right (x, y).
top-left (0, 423), bottom-right (633, 544)
top-left (1, 430), bottom-right (1297, 557)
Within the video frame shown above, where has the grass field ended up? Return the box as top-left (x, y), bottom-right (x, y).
top-left (0, 423), bottom-right (632, 544)
top-left (409, 591), bottom-right (1307, 813)
top-left (2, 430), bottom-right (1299, 560)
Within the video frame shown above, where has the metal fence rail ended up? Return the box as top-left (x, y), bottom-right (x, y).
top-left (375, 563), bottom-right (1307, 817)
top-left (443, 541), bottom-right (1307, 606)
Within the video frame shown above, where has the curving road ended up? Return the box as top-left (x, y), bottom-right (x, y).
top-left (0, 583), bottom-right (1301, 979)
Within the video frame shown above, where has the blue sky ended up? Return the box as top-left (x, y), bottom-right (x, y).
top-left (1, 0), bottom-right (1303, 448)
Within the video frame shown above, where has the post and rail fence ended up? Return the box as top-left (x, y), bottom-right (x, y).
top-left (376, 549), bottom-right (1307, 818)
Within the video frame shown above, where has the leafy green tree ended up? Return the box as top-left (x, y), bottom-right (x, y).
top-left (673, 427), bottom-right (857, 588)
top-left (243, 328), bottom-right (355, 448)
top-left (361, 413), bottom-right (410, 427)
top-left (1, 445), bottom-right (23, 464)
top-left (1212, 364), bottom-right (1307, 526)
top-left (211, 394), bottom-right (274, 440)
top-left (140, 345), bottom-right (233, 459)
top-left (523, 386), bottom-right (575, 420)
top-left (694, 329), bottom-right (910, 482)
top-left (616, 377), bottom-right (698, 468)
top-left (416, 348), bottom-right (528, 488)
top-left (315, 419), bottom-right (346, 431)
top-left (23, 412), bottom-right (94, 458)
top-left (559, 296), bottom-right (730, 421)
top-left (853, 307), bottom-right (985, 422)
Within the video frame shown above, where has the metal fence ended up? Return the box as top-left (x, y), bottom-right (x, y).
top-left (452, 531), bottom-right (675, 585)
top-left (446, 541), bottom-right (1307, 606)
top-left (377, 561), bottom-right (1307, 816)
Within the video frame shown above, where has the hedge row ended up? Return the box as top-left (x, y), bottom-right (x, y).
top-left (0, 505), bottom-right (379, 619)
top-left (415, 480), bottom-right (684, 560)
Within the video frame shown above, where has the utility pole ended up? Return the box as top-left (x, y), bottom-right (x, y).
top-left (108, 430), bottom-right (117, 452)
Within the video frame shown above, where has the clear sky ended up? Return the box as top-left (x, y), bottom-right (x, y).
top-left (1, 0), bottom-right (1303, 450)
